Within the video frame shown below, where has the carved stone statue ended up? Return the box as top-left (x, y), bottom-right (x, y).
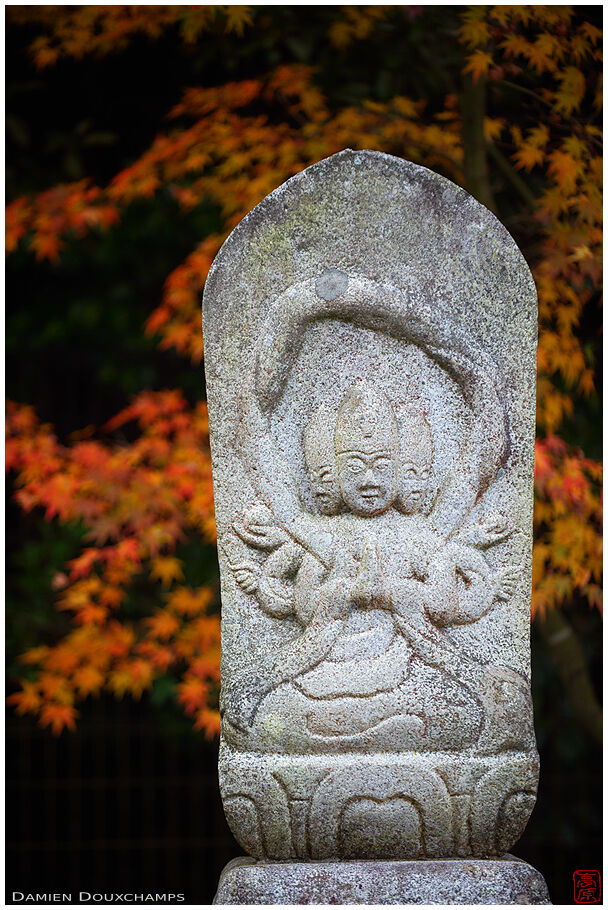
top-left (204, 150), bottom-right (550, 903)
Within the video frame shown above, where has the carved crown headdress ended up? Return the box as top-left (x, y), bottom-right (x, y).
top-left (303, 403), bottom-right (336, 469)
top-left (396, 406), bottom-right (434, 467)
top-left (335, 381), bottom-right (399, 456)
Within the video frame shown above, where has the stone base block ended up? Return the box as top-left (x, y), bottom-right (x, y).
top-left (219, 744), bottom-right (540, 860)
top-left (214, 855), bottom-right (551, 905)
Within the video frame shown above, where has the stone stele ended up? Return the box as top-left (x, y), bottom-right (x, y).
top-left (203, 149), bottom-right (550, 904)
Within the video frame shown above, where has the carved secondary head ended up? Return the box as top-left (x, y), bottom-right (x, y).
top-left (335, 381), bottom-right (399, 517)
top-left (303, 404), bottom-right (342, 516)
top-left (396, 408), bottom-right (434, 515)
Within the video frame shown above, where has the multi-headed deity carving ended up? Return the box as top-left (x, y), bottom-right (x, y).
top-left (203, 151), bottom-right (539, 865)
top-left (225, 378), bottom-right (525, 756)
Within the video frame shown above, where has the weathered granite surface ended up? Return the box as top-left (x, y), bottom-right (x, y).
top-left (202, 149), bottom-right (540, 864)
top-left (214, 856), bottom-right (551, 905)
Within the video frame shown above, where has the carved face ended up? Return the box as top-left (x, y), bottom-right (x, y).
top-left (303, 404), bottom-right (342, 516)
top-left (399, 461), bottom-right (430, 514)
top-left (307, 460), bottom-right (342, 515)
top-left (337, 448), bottom-right (398, 516)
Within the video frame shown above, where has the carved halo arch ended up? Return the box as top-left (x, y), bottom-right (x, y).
top-left (238, 271), bottom-right (509, 550)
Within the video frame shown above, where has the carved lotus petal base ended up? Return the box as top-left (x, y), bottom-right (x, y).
top-left (219, 743), bottom-right (539, 861)
top-left (213, 856), bottom-right (551, 905)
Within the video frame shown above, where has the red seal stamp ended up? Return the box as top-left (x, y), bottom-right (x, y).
top-left (574, 870), bottom-right (601, 903)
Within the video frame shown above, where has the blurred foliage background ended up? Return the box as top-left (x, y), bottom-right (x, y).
top-left (6, 5), bottom-right (602, 904)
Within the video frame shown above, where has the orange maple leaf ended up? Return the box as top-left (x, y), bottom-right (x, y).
top-left (193, 707), bottom-right (221, 737)
top-left (145, 609), bottom-right (180, 640)
top-left (39, 703), bottom-right (78, 735)
top-left (7, 681), bottom-right (42, 715)
top-left (31, 232), bottom-right (63, 262)
top-left (72, 665), bottom-right (105, 696)
top-left (177, 676), bottom-right (209, 714)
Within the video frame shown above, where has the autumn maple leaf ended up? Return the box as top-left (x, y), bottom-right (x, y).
top-left (72, 665), bottom-right (105, 696)
top-left (145, 609), bottom-right (180, 640)
top-left (463, 49), bottom-right (494, 81)
top-left (7, 681), bottom-right (43, 715)
top-left (39, 703), bottom-right (78, 735)
top-left (150, 556), bottom-right (184, 587)
top-left (193, 707), bottom-right (221, 737)
top-left (177, 676), bottom-right (209, 714)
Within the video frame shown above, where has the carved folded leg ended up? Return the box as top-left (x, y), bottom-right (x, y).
top-left (475, 665), bottom-right (536, 754)
top-left (393, 606), bottom-right (487, 694)
top-left (426, 543), bottom-right (522, 626)
top-left (390, 591), bottom-right (533, 753)
top-left (425, 546), bottom-right (493, 627)
top-left (221, 577), bottom-right (355, 733)
top-left (304, 691), bottom-right (427, 748)
top-left (389, 581), bottom-right (491, 698)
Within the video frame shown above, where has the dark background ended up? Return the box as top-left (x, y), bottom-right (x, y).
top-left (6, 7), bottom-right (602, 905)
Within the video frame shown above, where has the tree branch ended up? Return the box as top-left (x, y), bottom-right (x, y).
top-left (461, 73), bottom-right (496, 213)
top-left (486, 142), bottom-right (538, 209)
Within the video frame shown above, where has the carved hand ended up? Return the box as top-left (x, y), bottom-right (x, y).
top-left (233, 512), bottom-right (289, 551)
top-left (232, 561), bottom-right (260, 595)
top-left (351, 540), bottom-right (375, 608)
top-left (351, 538), bottom-right (390, 610)
top-left (480, 513), bottom-right (512, 545)
top-left (457, 513), bottom-right (512, 549)
top-left (493, 566), bottom-right (519, 602)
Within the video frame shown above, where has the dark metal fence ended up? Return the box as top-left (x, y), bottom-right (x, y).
top-left (6, 697), bottom-right (240, 904)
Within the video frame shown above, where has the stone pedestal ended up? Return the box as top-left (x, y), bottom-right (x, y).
top-left (214, 856), bottom-right (551, 905)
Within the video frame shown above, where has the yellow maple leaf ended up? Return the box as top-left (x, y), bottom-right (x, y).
top-left (547, 149), bottom-right (581, 194)
top-left (505, 8), bottom-right (533, 27)
top-left (526, 33), bottom-right (563, 74)
top-left (20, 645), bottom-right (50, 665)
top-left (580, 21), bottom-right (602, 45)
top-left (458, 9), bottom-right (490, 49)
top-left (513, 145), bottom-right (544, 172)
top-left (150, 555), bottom-right (184, 587)
top-left (527, 124), bottom-right (550, 149)
top-left (483, 118), bottom-right (504, 142)
top-left (179, 7), bottom-right (213, 44)
top-left (223, 6), bottom-right (253, 37)
top-left (554, 66), bottom-right (586, 115)
top-left (393, 96), bottom-right (419, 119)
top-left (463, 49), bottom-right (494, 82)
top-left (500, 33), bottom-right (531, 60)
